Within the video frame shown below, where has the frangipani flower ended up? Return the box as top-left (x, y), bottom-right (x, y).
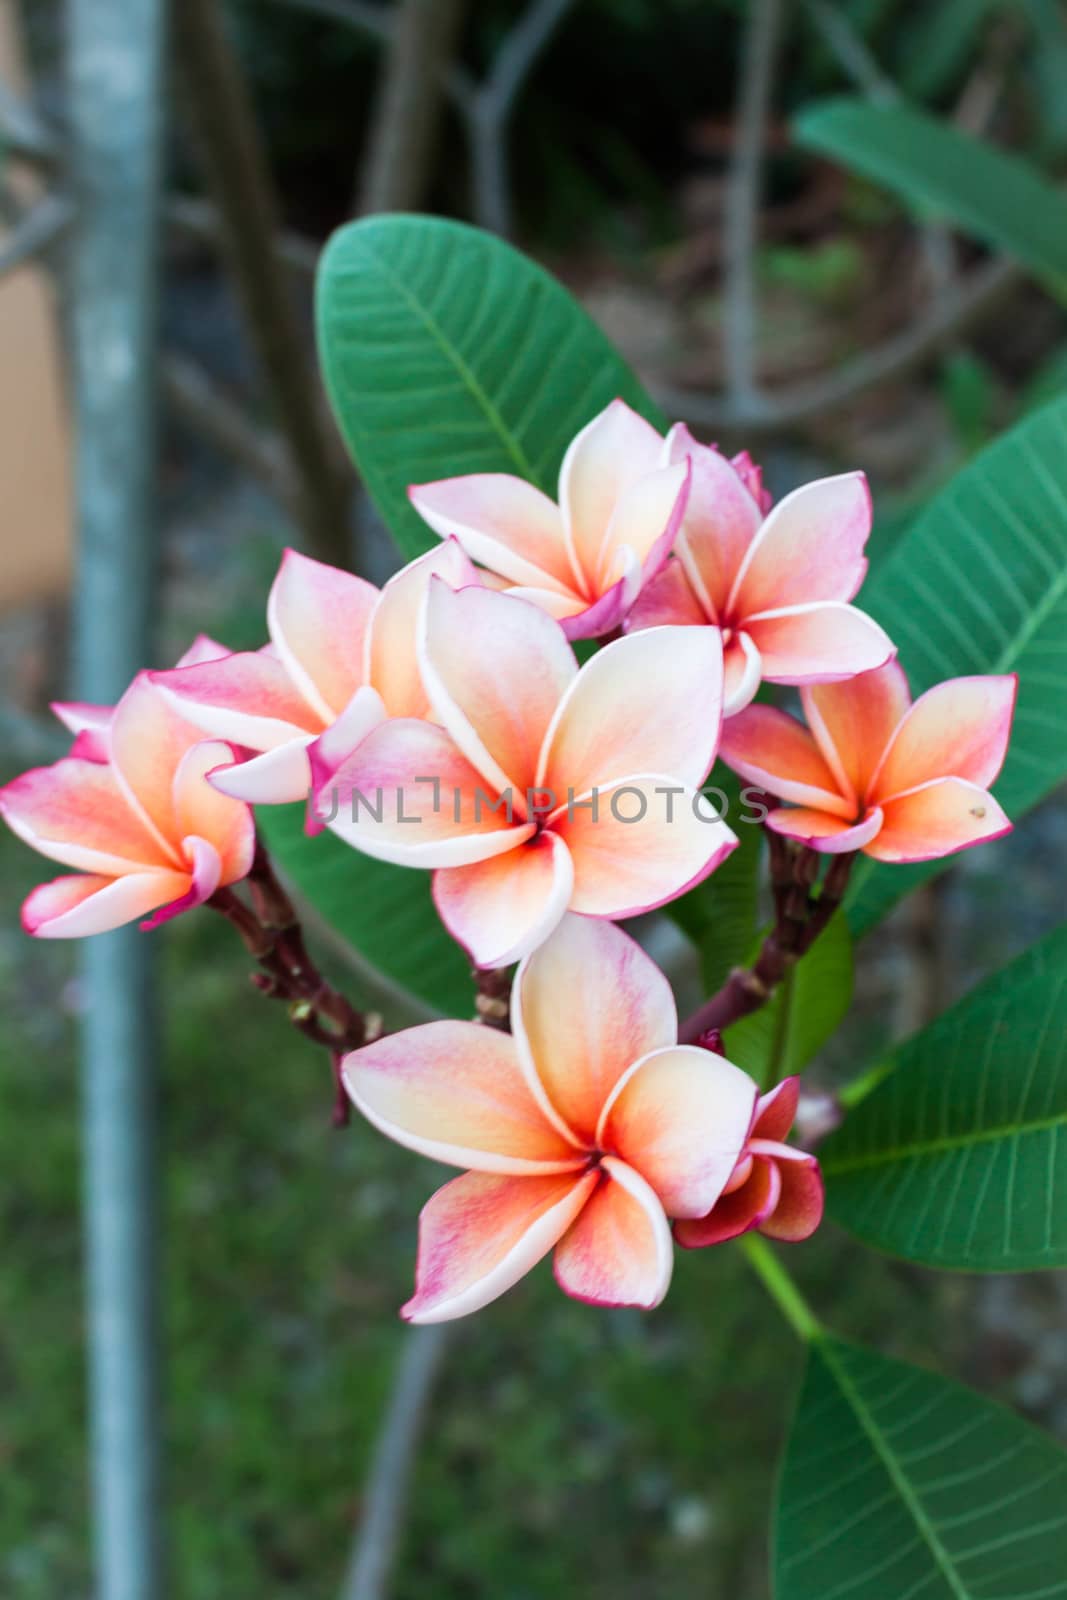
top-left (409, 399), bottom-right (690, 640)
top-left (319, 581), bottom-right (736, 967)
top-left (342, 915), bottom-right (759, 1321)
top-left (628, 427), bottom-right (895, 715)
top-left (720, 661), bottom-right (1016, 861)
top-left (675, 1076), bottom-right (823, 1248)
top-left (151, 542), bottom-right (476, 805)
top-left (0, 674), bottom-right (254, 937)
top-left (52, 634), bottom-right (231, 763)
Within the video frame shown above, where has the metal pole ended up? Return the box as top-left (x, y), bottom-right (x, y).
top-left (69, 3), bottom-right (168, 1596)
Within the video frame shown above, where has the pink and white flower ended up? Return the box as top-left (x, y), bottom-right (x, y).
top-left (409, 399), bottom-right (690, 640)
top-left (0, 673), bottom-right (254, 937)
top-left (319, 581), bottom-right (736, 967)
top-left (150, 542), bottom-right (477, 805)
top-left (342, 915), bottom-right (759, 1321)
top-left (719, 660), bottom-right (1017, 861)
top-left (675, 1076), bottom-right (824, 1248)
top-left (628, 427), bottom-right (895, 715)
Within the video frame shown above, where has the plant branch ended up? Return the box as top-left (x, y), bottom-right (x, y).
top-left (680, 847), bottom-right (855, 1045)
top-left (658, 254), bottom-right (1021, 431)
top-left (740, 1234), bottom-right (821, 1341)
top-left (0, 193), bottom-right (75, 278)
top-left (174, 0), bottom-right (356, 567)
top-left (0, 80), bottom-right (60, 166)
top-left (166, 193), bottom-right (319, 279)
top-left (339, 1323), bottom-right (455, 1600)
top-left (723, 0), bottom-right (784, 406)
top-left (162, 353), bottom-right (298, 508)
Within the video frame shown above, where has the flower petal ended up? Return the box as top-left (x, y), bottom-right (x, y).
top-left (753, 1076), bottom-right (800, 1142)
top-left (52, 699), bottom-right (111, 760)
top-left (151, 650), bottom-right (320, 749)
top-left (432, 830), bottom-right (574, 970)
top-left (267, 548), bottom-right (378, 720)
top-left (402, 1169), bottom-right (599, 1324)
top-left (174, 633), bottom-right (231, 668)
top-left (666, 425), bottom-right (762, 618)
top-left (209, 738), bottom-right (315, 805)
top-left (760, 1153), bottom-right (824, 1242)
top-left (556, 561), bottom-right (638, 641)
top-left (865, 778), bottom-right (1010, 863)
top-left (109, 675), bottom-right (211, 857)
top-left (139, 836), bottom-right (223, 930)
top-left (744, 601), bottom-right (894, 685)
top-left (559, 399), bottom-right (665, 583)
top-left (729, 471), bottom-right (871, 618)
top-left (540, 626), bottom-right (724, 796)
top-left (596, 459), bottom-right (689, 588)
top-left (22, 868), bottom-right (189, 938)
top-left (766, 805), bottom-right (884, 854)
top-left (718, 705), bottom-right (854, 816)
top-left (550, 775), bottom-right (737, 918)
top-left (597, 1045), bottom-right (757, 1219)
top-left (625, 559), bottom-right (709, 631)
top-left (321, 718), bottom-right (534, 868)
top-left (407, 475), bottom-right (576, 593)
top-left (0, 757), bottom-right (168, 875)
top-left (723, 631), bottom-right (763, 717)
top-left (343, 1021), bottom-right (586, 1174)
top-left (420, 581), bottom-right (577, 800)
top-left (306, 686), bottom-right (387, 797)
top-left (673, 1156), bottom-right (782, 1248)
top-left (871, 674), bottom-right (1017, 802)
top-left (513, 913), bottom-right (678, 1146)
top-left (553, 1158), bottom-right (673, 1309)
top-left (365, 538), bottom-right (480, 718)
top-left (171, 740), bottom-right (255, 884)
top-left (801, 661), bottom-right (911, 806)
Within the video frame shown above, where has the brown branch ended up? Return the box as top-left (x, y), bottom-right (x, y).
top-left (166, 193), bottom-right (319, 279)
top-left (358, 0), bottom-right (468, 215)
top-left (173, 0), bottom-right (356, 567)
top-left (162, 353), bottom-right (298, 507)
top-left (679, 846), bottom-right (856, 1044)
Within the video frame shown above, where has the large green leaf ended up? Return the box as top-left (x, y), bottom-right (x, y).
top-left (845, 394), bottom-right (1067, 933)
top-left (724, 914), bottom-right (853, 1088)
top-left (256, 803), bottom-right (470, 1019)
top-left (794, 98), bottom-right (1067, 295)
top-left (316, 214), bottom-right (661, 558)
top-left (777, 1335), bottom-right (1067, 1600)
top-left (823, 923), bottom-right (1067, 1270)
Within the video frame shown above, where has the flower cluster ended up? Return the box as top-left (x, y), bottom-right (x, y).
top-left (0, 397), bottom-right (1016, 1321)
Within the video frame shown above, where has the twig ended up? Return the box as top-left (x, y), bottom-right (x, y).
top-left (658, 254), bottom-right (1021, 431)
top-left (466, 0), bottom-right (576, 236)
top-left (472, 966), bottom-right (512, 1031)
top-left (358, 0), bottom-right (468, 215)
top-left (166, 193), bottom-right (319, 279)
top-left (173, 0), bottom-right (356, 567)
top-left (722, 0), bottom-right (784, 407)
top-left (162, 353), bottom-right (298, 507)
top-left (678, 848), bottom-right (856, 1044)
top-left (0, 193), bottom-right (75, 278)
top-left (0, 79), bottom-right (60, 165)
top-left (340, 1323), bottom-right (454, 1600)
top-left (801, 0), bottom-right (896, 104)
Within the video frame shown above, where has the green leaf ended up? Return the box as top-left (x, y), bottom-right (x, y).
top-left (724, 914), bottom-right (853, 1088)
top-left (823, 923), bottom-right (1067, 1270)
top-left (256, 803), bottom-right (470, 1018)
top-left (845, 394), bottom-right (1067, 933)
top-left (794, 98), bottom-right (1067, 295)
top-left (665, 766), bottom-right (763, 995)
top-left (777, 1335), bottom-right (1067, 1600)
top-left (316, 214), bottom-right (661, 559)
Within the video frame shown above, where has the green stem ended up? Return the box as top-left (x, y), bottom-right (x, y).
top-left (765, 961), bottom-right (795, 1087)
top-left (836, 1057), bottom-right (893, 1111)
top-left (740, 1234), bottom-right (821, 1342)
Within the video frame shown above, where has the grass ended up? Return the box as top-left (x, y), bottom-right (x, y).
top-left (0, 824), bottom-right (973, 1599)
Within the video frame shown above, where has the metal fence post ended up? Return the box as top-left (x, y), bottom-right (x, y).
top-left (68, 3), bottom-right (168, 1595)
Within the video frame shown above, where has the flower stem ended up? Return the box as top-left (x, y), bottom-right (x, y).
top-left (740, 1234), bottom-right (821, 1342)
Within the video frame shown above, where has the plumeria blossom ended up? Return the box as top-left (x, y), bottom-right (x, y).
top-left (318, 580), bottom-right (736, 968)
top-left (628, 427), bottom-right (895, 716)
top-left (51, 634), bottom-right (231, 764)
top-left (0, 673), bottom-right (254, 937)
top-left (719, 660), bottom-right (1016, 861)
top-left (150, 541), bottom-right (477, 806)
top-left (342, 915), bottom-right (759, 1321)
top-left (675, 1076), bottom-right (823, 1248)
top-left (408, 399), bottom-right (691, 640)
